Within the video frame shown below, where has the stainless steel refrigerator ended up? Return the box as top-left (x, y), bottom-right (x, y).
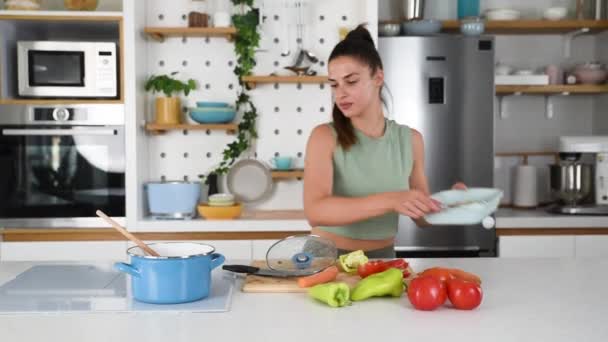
top-left (378, 36), bottom-right (496, 257)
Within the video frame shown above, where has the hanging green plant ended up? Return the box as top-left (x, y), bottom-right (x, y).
top-left (204, 0), bottom-right (260, 179)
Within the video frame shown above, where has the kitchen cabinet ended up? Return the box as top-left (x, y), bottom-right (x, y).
top-left (498, 236), bottom-right (576, 257)
top-left (575, 235), bottom-right (608, 257)
top-left (499, 235), bottom-right (608, 258)
top-left (0, 241), bottom-right (128, 261)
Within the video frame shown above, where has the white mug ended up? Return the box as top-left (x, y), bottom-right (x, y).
top-left (513, 165), bottom-right (538, 208)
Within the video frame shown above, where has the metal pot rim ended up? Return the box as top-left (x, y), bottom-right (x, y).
top-left (145, 181), bottom-right (201, 185)
top-left (127, 242), bottom-right (216, 259)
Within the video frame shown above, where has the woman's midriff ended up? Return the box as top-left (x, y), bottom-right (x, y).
top-left (311, 227), bottom-right (394, 251)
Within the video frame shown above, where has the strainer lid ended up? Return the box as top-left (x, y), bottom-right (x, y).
top-left (266, 235), bottom-right (337, 275)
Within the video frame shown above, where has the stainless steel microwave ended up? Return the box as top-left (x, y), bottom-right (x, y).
top-left (17, 41), bottom-right (118, 98)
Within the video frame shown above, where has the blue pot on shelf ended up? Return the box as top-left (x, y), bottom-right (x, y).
top-left (145, 181), bottom-right (201, 219)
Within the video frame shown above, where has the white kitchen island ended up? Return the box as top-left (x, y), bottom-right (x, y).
top-left (1, 257), bottom-right (607, 342)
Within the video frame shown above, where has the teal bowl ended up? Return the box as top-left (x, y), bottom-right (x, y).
top-left (190, 107), bottom-right (236, 124)
top-left (196, 101), bottom-right (230, 108)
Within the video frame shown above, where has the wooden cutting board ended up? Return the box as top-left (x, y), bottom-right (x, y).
top-left (241, 260), bottom-right (415, 293)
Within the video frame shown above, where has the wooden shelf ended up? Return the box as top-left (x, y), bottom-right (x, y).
top-left (144, 27), bottom-right (237, 42)
top-left (496, 84), bottom-right (608, 95)
top-left (0, 98), bottom-right (123, 105)
top-left (0, 12), bottom-right (123, 21)
top-left (241, 75), bottom-right (328, 89)
top-left (271, 170), bottom-right (304, 180)
top-left (442, 20), bottom-right (608, 34)
top-left (145, 123), bottom-right (238, 134)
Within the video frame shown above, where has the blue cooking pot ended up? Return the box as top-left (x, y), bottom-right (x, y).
top-left (114, 242), bottom-right (225, 304)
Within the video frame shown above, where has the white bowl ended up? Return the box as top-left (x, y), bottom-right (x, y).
top-left (485, 8), bottom-right (521, 20)
top-left (495, 64), bottom-right (514, 75)
top-left (543, 7), bottom-right (568, 21)
top-left (425, 188), bottom-right (503, 226)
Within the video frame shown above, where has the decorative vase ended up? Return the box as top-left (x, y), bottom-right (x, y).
top-left (155, 97), bottom-right (181, 125)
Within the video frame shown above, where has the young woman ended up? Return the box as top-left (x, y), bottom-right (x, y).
top-left (303, 25), bottom-right (465, 258)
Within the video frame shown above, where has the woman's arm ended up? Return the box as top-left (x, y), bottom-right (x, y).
top-left (303, 125), bottom-right (438, 227)
top-left (408, 129), bottom-right (435, 227)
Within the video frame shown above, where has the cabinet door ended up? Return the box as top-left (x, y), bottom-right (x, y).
top-left (0, 242), bottom-right (128, 261)
top-left (498, 236), bottom-right (575, 258)
top-left (575, 236), bottom-right (608, 257)
top-left (128, 240), bottom-right (252, 261)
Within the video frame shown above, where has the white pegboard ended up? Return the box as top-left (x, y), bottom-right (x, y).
top-left (143, 0), bottom-right (371, 210)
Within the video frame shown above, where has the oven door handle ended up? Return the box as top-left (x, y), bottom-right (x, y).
top-left (1, 128), bottom-right (118, 136)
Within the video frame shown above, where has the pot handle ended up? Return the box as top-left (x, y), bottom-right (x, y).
top-left (114, 262), bottom-right (141, 278)
top-left (210, 253), bottom-right (225, 270)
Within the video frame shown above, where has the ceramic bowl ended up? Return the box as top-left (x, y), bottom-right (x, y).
top-left (424, 188), bottom-right (503, 226)
top-left (189, 107), bottom-right (236, 124)
top-left (543, 7), bottom-right (568, 21)
top-left (460, 17), bottom-right (485, 36)
top-left (198, 203), bottom-right (242, 220)
top-left (378, 23), bottom-right (401, 36)
top-left (402, 19), bottom-right (442, 36)
top-left (208, 193), bottom-right (236, 207)
top-left (485, 8), bottom-right (521, 20)
top-left (196, 101), bottom-right (230, 108)
top-left (573, 68), bottom-right (607, 84)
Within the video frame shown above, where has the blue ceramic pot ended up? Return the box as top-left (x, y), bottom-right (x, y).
top-left (145, 181), bottom-right (201, 219)
top-left (115, 242), bottom-right (225, 304)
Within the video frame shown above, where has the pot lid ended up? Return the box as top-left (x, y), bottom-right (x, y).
top-left (265, 235), bottom-right (337, 276)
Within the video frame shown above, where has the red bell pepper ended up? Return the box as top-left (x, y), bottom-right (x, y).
top-left (357, 259), bottom-right (410, 279)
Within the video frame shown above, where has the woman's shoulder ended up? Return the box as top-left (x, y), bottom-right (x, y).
top-left (308, 123), bottom-right (337, 145)
top-left (386, 119), bottom-right (422, 143)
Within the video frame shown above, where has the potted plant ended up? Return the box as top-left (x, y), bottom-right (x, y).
top-left (145, 72), bottom-right (196, 125)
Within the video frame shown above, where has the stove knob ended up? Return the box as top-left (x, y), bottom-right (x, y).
top-left (52, 107), bottom-right (70, 122)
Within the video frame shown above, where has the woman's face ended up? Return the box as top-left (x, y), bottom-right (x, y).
top-left (328, 56), bottom-right (384, 118)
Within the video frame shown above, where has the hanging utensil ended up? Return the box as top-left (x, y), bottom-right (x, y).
top-left (280, 0), bottom-right (291, 57)
top-left (299, 0), bottom-right (318, 64)
top-left (223, 235), bottom-right (337, 277)
top-left (226, 158), bottom-right (273, 203)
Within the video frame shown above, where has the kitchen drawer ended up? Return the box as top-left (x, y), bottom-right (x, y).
top-left (0, 241), bottom-right (128, 261)
top-left (575, 236), bottom-right (608, 258)
top-left (127, 240), bottom-right (252, 261)
top-left (498, 236), bottom-right (575, 258)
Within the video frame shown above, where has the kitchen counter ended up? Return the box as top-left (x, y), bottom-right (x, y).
top-left (1, 257), bottom-right (607, 342)
top-left (495, 208), bottom-right (608, 229)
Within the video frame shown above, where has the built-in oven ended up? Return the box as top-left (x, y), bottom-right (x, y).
top-left (0, 104), bottom-right (125, 227)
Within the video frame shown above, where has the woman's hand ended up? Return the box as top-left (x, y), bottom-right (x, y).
top-left (391, 190), bottom-right (441, 220)
top-left (452, 182), bottom-right (468, 190)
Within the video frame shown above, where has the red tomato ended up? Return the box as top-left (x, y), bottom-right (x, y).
top-left (418, 267), bottom-right (456, 284)
top-left (407, 276), bottom-right (447, 311)
top-left (446, 279), bottom-right (483, 310)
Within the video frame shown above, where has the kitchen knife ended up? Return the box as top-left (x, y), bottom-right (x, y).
top-left (222, 265), bottom-right (296, 278)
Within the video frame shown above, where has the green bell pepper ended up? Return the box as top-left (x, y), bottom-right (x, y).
top-left (308, 282), bottom-right (351, 308)
top-left (338, 250), bottom-right (369, 274)
top-left (351, 268), bottom-right (404, 301)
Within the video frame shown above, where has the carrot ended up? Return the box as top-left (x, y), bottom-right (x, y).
top-left (297, 266), bottom-right (339, 288)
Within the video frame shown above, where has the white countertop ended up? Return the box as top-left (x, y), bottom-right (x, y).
top-left (495, 208), bottom-right (608, 228)
top-left (1, 258), bottom-right (607, 342)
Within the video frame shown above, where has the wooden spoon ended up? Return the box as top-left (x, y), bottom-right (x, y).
top-left (96, 210), bottom-right (160, 257)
